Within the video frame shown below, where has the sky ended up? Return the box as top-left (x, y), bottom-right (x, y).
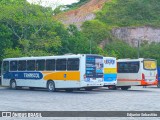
top-left (27, 0), bottom-right (79, 9)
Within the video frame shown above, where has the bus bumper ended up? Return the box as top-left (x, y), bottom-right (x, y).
top-left (141, 80), bottom-right (158, 86)
top-left (103, 81), bottom-right (117, 87)
top-left (81, 82), bottom-right (104, 87)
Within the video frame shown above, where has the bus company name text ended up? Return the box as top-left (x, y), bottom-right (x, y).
top-left (24, 73), bottom-right (40, 79)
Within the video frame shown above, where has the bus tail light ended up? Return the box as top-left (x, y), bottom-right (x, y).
top-left (142, 73), bottom-right (145, 81)
top-left (83, 74), bottom-right (86, 79)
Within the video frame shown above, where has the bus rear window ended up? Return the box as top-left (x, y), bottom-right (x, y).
top-left (143, 60), bottom-right (156, 70)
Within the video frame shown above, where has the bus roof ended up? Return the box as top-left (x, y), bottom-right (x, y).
top-left (3, 54), bottom-right (103, 61)
top-left (103, 57), bottom-right (116, 59)
top-left (117, 58), bottom-right (156, 62)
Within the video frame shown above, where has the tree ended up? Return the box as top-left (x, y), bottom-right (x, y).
top-left (105, 40), bottom-right (137, 59)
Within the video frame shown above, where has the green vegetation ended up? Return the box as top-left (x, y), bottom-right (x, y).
top-left (80, 0), bottom-right (160, 65)
top-left (0, 0), bottom-right (91, 60)
top-left (97, 0), bottom-right (160, 27)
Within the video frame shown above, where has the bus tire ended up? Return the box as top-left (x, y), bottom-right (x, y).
top-left (121, 86), bottom-right (130, 90)
top-left (47, 81), bottom-right (56, 92)
top-left (157, 83), bottom-right (160, 88)
top-left (10, 80), bottom-right (17, 90)
top-left (108, 85), bottom-right (117, 90)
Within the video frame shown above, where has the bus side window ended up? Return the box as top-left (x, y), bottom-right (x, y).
top-left (36, 60), bottom-right (45, 71)
top-left (67, 58), bottom-right (79, 71)
top-left (118, 63), bottom-right (125, 73)
top-left (124, 63), bottom-right (129, 73)
top-left (130, 62), bottom-right (139, 73)
top-left (10, 61), bottom-right (18, 71)
top-left (46, 59), bottom-right (55, 71)
top-left (27, 60), bottom-right (35, 71)
top-left (18, 60), bottom-right (26, 71)
top-left (3, 61), bottom-right (9, 73)
top-left (56, 59), bottom-right (66, 71)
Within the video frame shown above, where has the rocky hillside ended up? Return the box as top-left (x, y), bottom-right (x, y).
top-left (55, 0), bottom-right (107, 28)
top-left (112, 26), bottom-right (160, 47)
top-left (55, 0), bottom-right (160, 46)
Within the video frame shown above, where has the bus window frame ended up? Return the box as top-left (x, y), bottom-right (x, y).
top-left (56, 59), bottom-right (67, 71)
top-left (36, 59), bottom-right (45, 71)
top-left (118, 61), bottom-right (140, 73)
top-left (18, 60), bottom-right (27, 71)
top-left (67, 58), bottom-right (80, 71)
top-left (10, 61), bottom-right (18, 71)
top-left (46, 59), bottom-right (56, 71)
top-left (27, 60), bottom-right (36, 71)
top-left (2, 61), bottom-right (10, 73)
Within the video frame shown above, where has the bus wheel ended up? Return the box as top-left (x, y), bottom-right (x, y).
top-left (47, 81), bottom-right (56, 92)
top-left (10, 80), bottom-right (17, 90)
top-left (108, 85), bottom-right (117, 90)
top-left (121, 86), bottom-right (130, 90)
top-left (157, 83), bottom-right (160, 88)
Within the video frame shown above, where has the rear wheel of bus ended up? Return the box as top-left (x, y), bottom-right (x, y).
top-left (47, 81), bottom-right (56, 92)
top-left (121, 86), bottom-right (130, 90)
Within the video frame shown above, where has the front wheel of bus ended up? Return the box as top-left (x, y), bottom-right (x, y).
top-left (157, 83), bottom-right (160, 88)
top-left (10, 80), bottom-right (17, 90)
top-left (47, 81), bottom-right (56, 92)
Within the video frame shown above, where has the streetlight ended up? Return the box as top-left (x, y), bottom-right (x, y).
top-left (137, 36), bottom-right (144, 58)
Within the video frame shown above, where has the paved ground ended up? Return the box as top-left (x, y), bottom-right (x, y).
top-left (0, 86), bottom-right (160, 120)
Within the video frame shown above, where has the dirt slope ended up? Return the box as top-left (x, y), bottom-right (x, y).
top-left (55, 0), bottom-right (108, 28)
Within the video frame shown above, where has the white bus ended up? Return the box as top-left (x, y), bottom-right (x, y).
top-left (1, 54), bottom-right (104, 92)
top-left (117, 58), bottom-right (158, 90)
top-left (103, 57), bottom-right (117, 90)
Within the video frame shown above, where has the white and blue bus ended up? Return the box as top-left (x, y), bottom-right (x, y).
top-left (1, 54), bottom-right (104, 92)
top-left (103, 57), bottom-right (117, 90)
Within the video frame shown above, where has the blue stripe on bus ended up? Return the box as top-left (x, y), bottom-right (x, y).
top-left (3, 72), bottom-right (43, 80)
top-left (104, 74), bottom-right (117, 82)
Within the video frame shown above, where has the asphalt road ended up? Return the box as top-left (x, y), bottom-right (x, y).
top-left (0, 86), bottom-right (160, 120)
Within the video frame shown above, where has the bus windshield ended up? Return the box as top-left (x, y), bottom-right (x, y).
top-left (143, 60), bottom-right (156, 70)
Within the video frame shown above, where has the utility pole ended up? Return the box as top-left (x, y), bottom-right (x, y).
top-left (90, 38), bottom-right (92, 54)
top-left (137, 39), bottom-right (140, 58)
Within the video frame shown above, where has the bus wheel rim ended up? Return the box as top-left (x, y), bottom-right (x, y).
top-left (12, 82), bottom-right (16, 88)
top-left (49, 83), bottom-right (54, 90)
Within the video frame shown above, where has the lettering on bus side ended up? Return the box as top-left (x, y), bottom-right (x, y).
top-left (104, 59), bottom-right (115, 65)
top-left (3, 72), bottom-right (43, 80)
top-left (24, 73), bottom-right (40, 79)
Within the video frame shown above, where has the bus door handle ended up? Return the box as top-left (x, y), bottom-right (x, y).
top-left (64, 74), bottom-right (67, 78)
